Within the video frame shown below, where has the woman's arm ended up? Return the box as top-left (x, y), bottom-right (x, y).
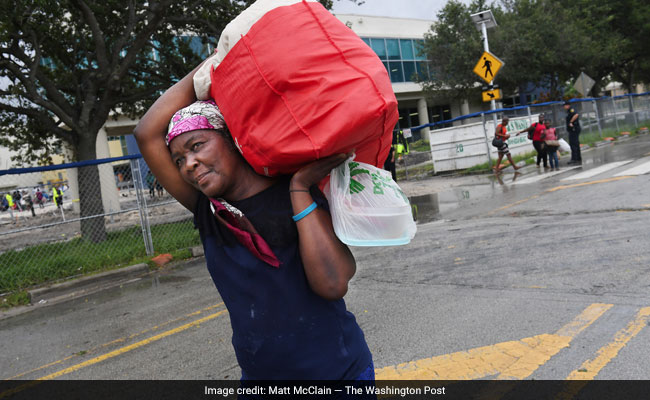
top-left (290, 154), bottom-right (356, 301)
top-left (133, 62), bottom-right (205, 211)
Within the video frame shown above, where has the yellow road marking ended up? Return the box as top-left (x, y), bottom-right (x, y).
top-left (0, 309), bottom-right (228, 399)
top-left (3, 302), bottom-right (225, 381)
top-left (555, 303), bottom-right (613, 338)
top-left (566, 307), bottom-right (650, 380)
top-left (555, 307), bottom-right (650, 399)
top-left (375, 303), bottom-right (612, 380)
top-left (486, 195), bottom-right (539, 216)
top-left (545, 176), bottom-right (632, 192)
top-left (487, 175), bottom-right (633, 216)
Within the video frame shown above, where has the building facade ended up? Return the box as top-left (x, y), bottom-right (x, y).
top-left (333, 13), bottom-right (486, 141)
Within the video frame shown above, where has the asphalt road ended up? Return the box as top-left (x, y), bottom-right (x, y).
top-left (2, 135), bottom-right (650, 391)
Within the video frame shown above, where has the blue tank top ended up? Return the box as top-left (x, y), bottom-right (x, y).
top-left (193, 178), bottom-right (372, 380)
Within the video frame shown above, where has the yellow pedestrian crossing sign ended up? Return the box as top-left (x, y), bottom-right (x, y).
top-left (482, 88), bottom-right (502, 102)
top-left (473, 51), bottom-right (504, 84)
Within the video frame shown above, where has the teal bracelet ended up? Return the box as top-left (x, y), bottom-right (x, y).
top-left (292, 201), bottom-right (317, 222)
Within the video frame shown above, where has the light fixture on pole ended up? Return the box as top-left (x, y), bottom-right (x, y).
top-left (470, 10), bottom-right (498, 128)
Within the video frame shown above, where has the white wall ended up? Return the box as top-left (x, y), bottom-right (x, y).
top-left (334, 14), bottom-right (433, 38)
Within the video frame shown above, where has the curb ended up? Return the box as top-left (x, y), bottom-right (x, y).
top-left (28, 263), bottom-right (150, 304)
top-left (24, 246), bottom-right (206, 306)
top-left (1, 253), bottom-right (208, 321)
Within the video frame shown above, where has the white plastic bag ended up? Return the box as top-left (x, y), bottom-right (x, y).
top-left (558, 138), bottom-right (571, 153)
top-left (325, 157), bottom-right (417, 246)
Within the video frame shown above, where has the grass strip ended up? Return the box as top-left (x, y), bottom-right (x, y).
top-left (0, 219), bottom-right (200, 294)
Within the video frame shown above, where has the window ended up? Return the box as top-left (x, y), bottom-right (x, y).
top-left (388, 62), bottom-right (404, 83)
top-left (429, 105), bottom-right (452, 128)
top-left (403, 61), bottom-right (417, 82)
top-left (397, 108), bottom-right (424, 141)
top-left (362, 37), bottom-right (430, 83)
top-left (400, 39), bottom-right (414, 60)
top-left (369, 38), bottom-right (386, 60)
top-left (386, 39), bottom-right (400, 60)
top-left (414, 40), bottom-right (427, 60)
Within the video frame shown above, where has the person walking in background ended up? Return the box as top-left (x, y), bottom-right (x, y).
top-left (564, 100), bottom-right (582, 165)
top-left (395, 129), bottom-right (409, 164)
top-left (493, 116), bottom-right (521, 173)
top-left (23, 191), bottom-right (36, 217)
top-left (146, 170), bottom-right (156, 198)
top-left (519, 114), bottom-right (548, 168)
top-left (12, 190), bottom-right (23, 211)
top-left (52, 185), bottom-right (63, 210)
top-left (542, 120), bottom-right (560, 170)
top-left (154, 178), bottom-right (164, 197)
top-left (3, 192), bottom-right (17, 224)
top-left (35, 188), bottom-right (44, 208)
top-left (383, 139), bottom-right (397, 181)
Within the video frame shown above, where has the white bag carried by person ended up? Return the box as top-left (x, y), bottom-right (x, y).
top-left (558, 138), bottom-right (571, 153)
top-left (325, 156), bottom-right (417, 246)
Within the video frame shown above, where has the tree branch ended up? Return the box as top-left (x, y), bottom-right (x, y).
top-left (71, 0), bottom-right (109, 71)
top-left (116, 0), bottom-right (176, 81)
top-left (0, 102), bottom-right (76, 144)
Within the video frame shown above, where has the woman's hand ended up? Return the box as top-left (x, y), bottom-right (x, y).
top-left (290, 153), bottom-right (349, 191)
top-left (289, 153), bottom-right (356, 301)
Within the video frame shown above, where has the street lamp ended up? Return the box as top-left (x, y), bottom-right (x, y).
top-left (470, 10), bottom-right (498, 127)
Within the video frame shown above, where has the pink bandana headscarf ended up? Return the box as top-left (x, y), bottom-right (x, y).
top-left (166, 100), bottom-right (280, 268)
top-left (166, 100), bottom-right (226, 146)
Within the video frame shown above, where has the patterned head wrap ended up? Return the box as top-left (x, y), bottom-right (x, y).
top-left (166, 100), bottom-right (226, 146)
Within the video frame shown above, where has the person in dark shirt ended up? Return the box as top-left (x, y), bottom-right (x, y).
top-left (134, 62), bottom-right (375, 388)
top-left (564, 100), bottom-right (582, 165)
top-left (519, 114), bottom-right (548, 168)
top-left (383, 135), bottom-right (397, 181)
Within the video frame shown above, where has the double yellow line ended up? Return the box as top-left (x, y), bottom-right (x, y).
top-left (1, 303), bottom-right (228, 398)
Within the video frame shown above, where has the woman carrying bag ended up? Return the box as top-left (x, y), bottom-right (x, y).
top-left (542, 120), bottom-right (560, 170)
top-left (492, 116), bottom-right (521, 173)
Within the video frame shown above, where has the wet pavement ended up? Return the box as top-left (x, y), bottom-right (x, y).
top-left (2, 133), bottom-right (650, 386)
top-left (406, 133), bottom-right (650, 223)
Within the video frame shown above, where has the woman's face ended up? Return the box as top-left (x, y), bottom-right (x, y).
top-left (169, 129), bottom-right (241, 198)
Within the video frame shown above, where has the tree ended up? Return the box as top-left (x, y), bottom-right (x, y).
top-left (419, 0), bottom-right (650, 105)
top-left (606, 0), bottom-right (650, 92)
top-left (417, 0), bottom-right (484, 102)
top-left (490, 0), bottom-right (582, 99)
top-left (0, 0), bottom-right (356, 243)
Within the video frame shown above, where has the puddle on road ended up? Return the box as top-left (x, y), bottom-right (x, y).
top-left (409, 181), bottom-right (519, 223)
top-left (409, 194), bottom-right (440, 224)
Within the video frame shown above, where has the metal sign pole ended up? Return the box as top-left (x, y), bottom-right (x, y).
top-left (481, 21), bottom-right (498, 129)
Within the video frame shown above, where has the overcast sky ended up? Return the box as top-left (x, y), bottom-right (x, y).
top-left (330, 0), bottom-right (470, 20)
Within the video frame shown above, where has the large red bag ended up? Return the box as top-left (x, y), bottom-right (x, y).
top-left (197, 0), bottom-right (398, 177)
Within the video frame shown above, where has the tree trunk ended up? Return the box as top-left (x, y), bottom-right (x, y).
top-left (75, 133), bottom-right (107, 243)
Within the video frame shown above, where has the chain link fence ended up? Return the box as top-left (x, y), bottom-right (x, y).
top-left (416, 92), bottom-right (650, 173)
top-left (2, 94), bottom-right (649, 295)
top-left (0, 156), bottom-right (198, 295)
